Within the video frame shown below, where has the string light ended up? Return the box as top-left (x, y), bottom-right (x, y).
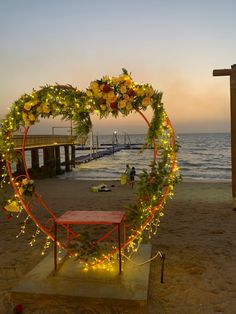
top-left (29, 227), bottom-right (41, 247)
top-left (16, 215), bottom-right (30, 238)
top-left (41, 236), bottom-right (51, 256)
top-left (0, 69), bottom-right (181, 269)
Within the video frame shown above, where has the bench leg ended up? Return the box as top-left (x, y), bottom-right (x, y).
top-left (118, 223), bottom-right (122, 273)
top-left (54, 221), bottom-right (57, 272)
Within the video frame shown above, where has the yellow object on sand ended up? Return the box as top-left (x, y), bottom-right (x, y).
top-left (4, 201), bottom-right (21, 213)
top-left (120, 174), bottom-right (128, 185)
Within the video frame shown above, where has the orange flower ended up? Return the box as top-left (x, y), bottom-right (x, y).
top-left (142, 97), bottom-right (152, 106)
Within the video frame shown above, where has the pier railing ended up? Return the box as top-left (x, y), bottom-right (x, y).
top-left (13, 135), bottom-right (77, 149)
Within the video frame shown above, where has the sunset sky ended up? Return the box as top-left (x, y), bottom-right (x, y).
top-left (0, 0), bottom-right (235, 135)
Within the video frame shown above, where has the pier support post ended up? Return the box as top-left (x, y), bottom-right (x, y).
top-left (71, 145), bottom-right (75, 168)
top-left (31, 149), bottom-right (40, 170)
top-left (55, 146), bottom-right (62, 175)
top-left (43, 147), bottom-right (56, 177)
top-left (64, 145), bottom-right (71, 172)
top-left (29, 148), bottom-right (40, 177)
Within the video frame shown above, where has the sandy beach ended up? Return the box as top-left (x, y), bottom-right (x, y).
top-left (0, 179), bottom-right (236, 313)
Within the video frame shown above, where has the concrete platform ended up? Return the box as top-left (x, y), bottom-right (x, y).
top-left (12, 244), bottom-right (152, 310)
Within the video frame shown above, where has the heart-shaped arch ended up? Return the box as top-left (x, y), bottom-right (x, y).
top-left (0, 69), bottom-right (180, 268)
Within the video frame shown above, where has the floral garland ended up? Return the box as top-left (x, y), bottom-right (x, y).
top-left (86, 69), bottom-right (156, 116)
top-left (0, 69), bottom-right (180, 265)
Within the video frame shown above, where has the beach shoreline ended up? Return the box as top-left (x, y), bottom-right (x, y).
top-left (0, 179), bottom-right (235, 313)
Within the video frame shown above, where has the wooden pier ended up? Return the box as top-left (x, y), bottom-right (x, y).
top-left (74, 144), bottom-right (129, 164)
top-left (10, 134), bottom-right (146, 177)
top-left (12, 135), bottom-right (77, 178)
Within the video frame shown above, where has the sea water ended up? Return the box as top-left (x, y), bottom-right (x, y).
top-left (58, 133), bottom-right (231, 182)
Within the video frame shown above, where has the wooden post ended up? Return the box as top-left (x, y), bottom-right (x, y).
top-left (64, 145), bottom-right (71, 172)
top-left (213, 64), bottom-right (236, 209)
top-left (31, 148), bottom-right (39, 169)
top-left (43, 147), bottom-right (56, 177)
top-left (71, 145), bottom-right (75, 168)
top-left (55, 146), bottom-right (61, 174)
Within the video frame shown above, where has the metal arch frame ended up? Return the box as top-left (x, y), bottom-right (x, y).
top-left (5, 109), bottom-right (177, 266)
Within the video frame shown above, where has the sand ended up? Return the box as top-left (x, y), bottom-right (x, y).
top-left (0, 179), bottom-right (236, 313)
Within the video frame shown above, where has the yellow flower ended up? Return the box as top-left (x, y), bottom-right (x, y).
top-left (24, 99), bottom-right (38, 111)
top-left (42, 105), bottom-right (50, 114)
top-left (94, 90), bottom-right (103, 98)
top-left (86, 90), bottom-right (93, 97)
top-left (142, 97), bottom-right (152, 106)
top-left (24, 102), bottom-right (32, 111)
top-left (136, 88), bottom-right (145, 97)
top-left (145, 86), bottom-right (154, 97)
top-left (111, 76), bottom-right (120, 84)
top-left (30, 99), bottom-right (38, 107)
top-left (120, 85), bottom-right (127, 94)
top-left (4, 201), bottom-right (21, 213)
top-left (124, 78), bottom-right (132, 87)
top-left (36, 106), bottom-right (43, 113)
top-left (107, 91), bottom-right (117, 102)
top-left (118, 100), bottom-right (127, 109)
top-left (22, 178), bottom-right (29, 185)
top-left (126, 103), bottom-right (133, 111)
top-left (119, 74), bottom-right (130, 82)
top-left (90, 81), bottom-right (99, 91)
top-left (22, 112), bottom-right (28, 120)
top-left (100, 104), bottom-right (107, 111)
top-left (28, 113), bottom-right (36, 121)
top-left (24, 119), bottom-right (31, 126)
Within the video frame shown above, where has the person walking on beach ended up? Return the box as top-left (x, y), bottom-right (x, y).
top-left (129, 166), bottom-right (136, 188)
top-left (124, 164), bottom-right (131, 185)
top-left (120, 164), bottom-right (131, 186)
top-left (125, 164), bottom-right (131, 177)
